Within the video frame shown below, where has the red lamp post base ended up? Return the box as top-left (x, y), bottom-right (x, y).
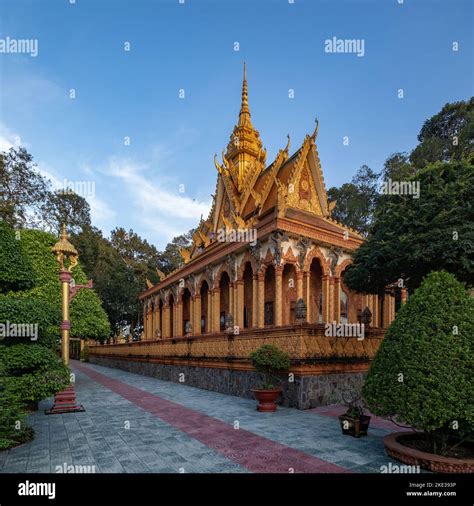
top-left (45, 384), bottom-right (85, 415)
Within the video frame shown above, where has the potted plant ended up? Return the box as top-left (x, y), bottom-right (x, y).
top-left (249, 344), bottom-right (291, 412)
top-left (338, 388), bottom-right (371, 438)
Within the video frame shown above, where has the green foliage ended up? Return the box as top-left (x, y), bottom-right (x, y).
top-left (0, 344), bottom-right (70, 403)
top-left (410, 98), bottom-right (473, 168)
top-left (0, 224), bottom-right (110, 345)
top-left (250, 344), bottom-right (291, 389)
top-left (363, 272), bottom-right (474, 455)
top-left (0, 221), bottom-right (34, 292)
top-left (0, 383), bottom-right (28, 450)
top-left (40, 190), bottom-right (91, 235)
top-left (344, 160), bottom-right (474, 294)
top-left (328, 165), bottom-right (379, 236)
top-left (0, 147), bottom-right (49, 228)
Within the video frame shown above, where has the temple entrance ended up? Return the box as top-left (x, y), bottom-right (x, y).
top-left (282, 263), bottom-right (297, 325)
top-left (264, 265), bottom-right (275, 326)
top-left (310, 258), bottom-right (323, 323)
top-left (200, 281), bottom-right (209, 333)
top-left (182, 288), bottom-right (191, 333)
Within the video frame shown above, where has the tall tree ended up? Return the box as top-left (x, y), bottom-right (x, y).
top-left (328, 165), bottom-right (379, 236)
top-left (410, 97), bottom-right (474, 168)
top-left (344, 160), bottom-right (474, 294)
top-left (0, 147), bottom-right (49, 228)
top-left (157, 229), bottom-right (194, 274)
top-left (40, 190), bottom-right (91, 234)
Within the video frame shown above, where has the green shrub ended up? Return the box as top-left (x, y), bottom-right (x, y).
top-left (0, 226), bottom-right (110, 346)
top-left (250, 344), bottom-right (291, 389)
top-left (0, 221), bottom-right (34, 293)
top-left (363, 271), bottom-right (474, 455)
top-left (0, 360), bottom-right (29, 451)
top-left (0, 344), bottom-right (70, 403)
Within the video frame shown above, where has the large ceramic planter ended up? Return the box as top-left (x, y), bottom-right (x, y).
top-left (251, 388), bottom-right (281, 412)
top-left (338, 414), bottom-right (371, 437)
top-left (384, 432), bottom-right (474, 473)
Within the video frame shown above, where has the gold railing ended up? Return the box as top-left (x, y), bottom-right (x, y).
top-left (90, 324), bottom-right (384, 362)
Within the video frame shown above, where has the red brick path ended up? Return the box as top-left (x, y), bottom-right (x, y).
top-left (74, 362), bottom-right (349, 474)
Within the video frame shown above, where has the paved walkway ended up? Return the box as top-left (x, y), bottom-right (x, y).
top-left (0, 361), bottom-right (402, 474)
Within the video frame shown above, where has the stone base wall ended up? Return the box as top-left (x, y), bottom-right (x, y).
top-left (89, 356), bottom-right (366, 410)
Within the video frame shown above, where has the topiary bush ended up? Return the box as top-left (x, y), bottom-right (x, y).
top-left (250, 344), bottom-right (291, 389)
top-left (0, 344), bottom-right (70, 403)
top-left (363, 271), bottom-right (474, 456)
top-left (0, 357), bottom-right (31, 451)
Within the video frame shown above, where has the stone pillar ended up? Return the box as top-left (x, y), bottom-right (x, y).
top-left (176, 301), bottom-right (182, 337)
top-left (229, 282), bottom-right (234, 323)
top-left (252, 274), bottom-right (258, 328)
top-left (322, 275), bottom-right (331, 323)
top-left (154, 304), bottom-right (161, 339)
top-left (163, 304), bottom-right (169, 338)
top-left (303, 272), bottom-right (311, 322)
top-left (401, 288), bottom-right (408, 305)
top-left (333, 277), bottom-right (341, 324)
top-left (275, 266), bottom-right (283, 326)
top-left (194, 294), bottom-right (201, 335)
top-left (372, 294), bottom-right (379, 327)
top-left (257, 272), bottom-right (265, 328)
top-left (296, 271), bottom-right (303, 300)
top-left (389, 293), bottom-right (396, 324)
top-left (383, 292), bottom-right (392, 328)
top-left (189, 297), bottom-right (195, 335)
top-left (208, 290), bottom-right (214, 333)
top-left (236, 280), bottom-right (244, 329)
top-left (213, 289), bottom-right (220, 332)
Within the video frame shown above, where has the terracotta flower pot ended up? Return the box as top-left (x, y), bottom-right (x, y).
top-left (251, 388), bottom-right (281, 412)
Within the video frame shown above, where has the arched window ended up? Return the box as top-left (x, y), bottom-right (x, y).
top-left (340, 289), bottom-right (348, 324)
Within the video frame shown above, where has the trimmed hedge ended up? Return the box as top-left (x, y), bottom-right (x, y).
top-left (0, 221), bottom-right (34, 293)
top-left (363, 271), bottom-right (474, 455)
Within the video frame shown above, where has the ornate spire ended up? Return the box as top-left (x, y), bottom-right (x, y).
top-left (223, 63), bottom-right (266, 192)
top-left (239, 62), bottom-right (252, 127)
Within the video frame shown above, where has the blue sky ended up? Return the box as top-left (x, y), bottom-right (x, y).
top-left (0, 0), bottom-right (472, 249)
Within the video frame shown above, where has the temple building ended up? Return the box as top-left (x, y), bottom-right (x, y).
top-left (90, 66), bottom-right (396, 408)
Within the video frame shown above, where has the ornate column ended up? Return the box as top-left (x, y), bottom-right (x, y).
top-left (229, 282), bottom-right (234, 322)
top-left (333, 277), bottom-right (341, 324)
top-left (372, 294), bottom-right (379, 327)
top-left (303, 272), bottom-right (311, 322)
top-left (236, 280), bottom-right (244, 329)
top-left (257, 272), bottom-right (265, 328)
top-left (194, 294), bottom-right (201, 335)
top-left (208, 290), bottom-right (214, 333)
top-left (143, 303), bottom-right (147, 339)
top-left (213, 288), bottom-right (221, 332)
top-left (252, 274), bottom-right (258, 328)
top-left (296, 271), bottom-right (303, 300)
top-left (401, 288), bottom-right (408, 305)
top-left (382, 291), bottom-right (392, 328)
top-left (275, 266), bottom-right (283, 326)
top-left (322, 275), bottom-right (331, 323)
top-left (163, 303), bottom-right (169, 338)
top-left (189, 297), bottom-right (195, 335)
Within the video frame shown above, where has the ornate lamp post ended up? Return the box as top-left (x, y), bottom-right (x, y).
top-left (46, 224), bottom-right (90, 414)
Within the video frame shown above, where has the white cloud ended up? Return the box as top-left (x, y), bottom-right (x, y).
top-left (0, 122), bottom-right (22, 151)
top-left (105, 156), bottom-right (211, 246)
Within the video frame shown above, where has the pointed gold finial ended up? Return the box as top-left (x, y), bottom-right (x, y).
top-left (239, 62), bottom-right (251, 127)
